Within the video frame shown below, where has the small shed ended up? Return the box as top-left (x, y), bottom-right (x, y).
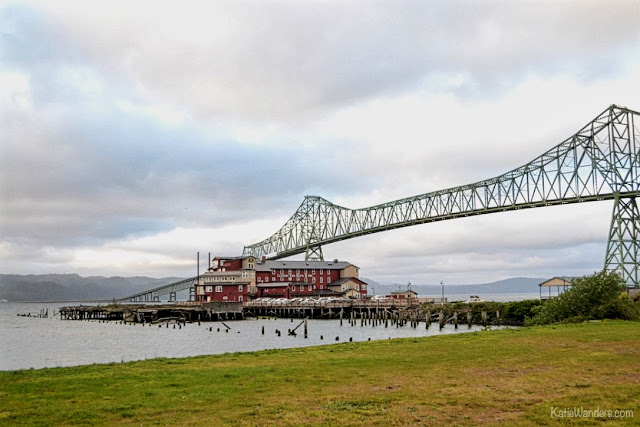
top-left (387, 289), bottom-right (418, 299)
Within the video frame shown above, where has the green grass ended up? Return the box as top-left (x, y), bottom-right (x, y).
top-left (1, 321), bottom-right (639, 425)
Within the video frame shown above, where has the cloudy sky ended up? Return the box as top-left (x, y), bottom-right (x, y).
top-left (1, 0), bottom-right (639, 285)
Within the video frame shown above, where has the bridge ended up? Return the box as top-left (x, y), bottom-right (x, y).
top-left (113, 277), bottom-right (198, 303)
top-left (243, 105), bottom-right (640, 286)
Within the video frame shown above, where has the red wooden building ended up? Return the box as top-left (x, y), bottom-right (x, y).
top-left (195, 256), bottom-right (367, 303)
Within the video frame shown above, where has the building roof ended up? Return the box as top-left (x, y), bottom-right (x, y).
top-left (539, 277), bottom-right (577, 287)
top-left (213, 255), bottom-right (254, 262)
top-left (257, 260), bottom-right (356, 271)
top-left (327, 277), bottom-right (367, 287)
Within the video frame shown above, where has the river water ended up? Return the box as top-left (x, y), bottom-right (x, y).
top-left (0, 302), bottom-right (515, 371)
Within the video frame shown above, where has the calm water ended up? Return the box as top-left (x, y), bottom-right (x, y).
top-left (0, 301), bottom-right (515, 371)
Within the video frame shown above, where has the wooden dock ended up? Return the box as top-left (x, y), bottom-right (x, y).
top-left (59, 302), bottom-right (244, 323)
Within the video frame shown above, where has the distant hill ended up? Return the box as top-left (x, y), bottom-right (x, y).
top-left (360, 277), bottom-right (547, 297)
top-left (0, 274), bottom-right (185, 302)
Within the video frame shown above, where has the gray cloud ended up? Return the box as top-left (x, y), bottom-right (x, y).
top-left (6, 2), bottom-right (638, 122)
top-left (1, 1), bottom-right (638, 280)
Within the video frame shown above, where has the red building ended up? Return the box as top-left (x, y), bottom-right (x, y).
top-left (195, 256), bottom-right (367, 303)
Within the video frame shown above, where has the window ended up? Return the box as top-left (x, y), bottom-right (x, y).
top-left (248, 262), bottom-right (254, 269)
top-left (280, 269), bottom-right (284, 274)
top-left (238, 295), bottom-right (243, 302)
top-left (296, 269), bottom-right (300, 274)
top-left (242, 271), bottom-right (248, 278)
top-left (288, 269), bottom-right (292, 274)
top-left (251, 272), bottom-right (255, 278)
top-left (320, 277), bottom-right (323, 283)
top-left (238, 285), bottom-right (243, 292)
top-left (223, 296), bottom-right (228, 300)
top-left (206, 286), bottom-right (212, 293)
top-left (292, 285), bottom-right (296, 291)
top-left (312, 269), bottom-right (316, 274)
top-left (312, 277), bottom-right (316, 283)
top-left (265, 277), bottom-right (269, 282)
top-left (328, 277), bottom-right (331, 284)
top-left (215, 286), bottom-right (222, 292)
top-left (308, 285), bottom-right (312, 291)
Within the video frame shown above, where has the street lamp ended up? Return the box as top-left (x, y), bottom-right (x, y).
top-left (441, 281), bottom-right (444, 306)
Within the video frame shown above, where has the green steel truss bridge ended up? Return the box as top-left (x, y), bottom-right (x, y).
top-left (243, 105), bottom-right (640, 286)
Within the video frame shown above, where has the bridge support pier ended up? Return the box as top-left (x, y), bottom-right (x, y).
top-left (305, 245), bottom-right (324, 261)
top-left (605, 195), bottom-right (640, 287)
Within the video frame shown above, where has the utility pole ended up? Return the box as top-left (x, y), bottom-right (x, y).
top-left (441, 281), bottom-right (444, 306)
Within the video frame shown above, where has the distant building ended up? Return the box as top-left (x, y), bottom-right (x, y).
top-left (386, 289), bottom-right (418, 299)
top-left (196, 256), bottom-right (367, 303)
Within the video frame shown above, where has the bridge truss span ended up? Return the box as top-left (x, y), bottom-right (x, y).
top-left (243, 105), bottom-right (640, 285)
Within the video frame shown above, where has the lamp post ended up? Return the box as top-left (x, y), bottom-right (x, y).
top-left (407, 281), bottom-right (412, 304)
top-left (441, 281), bottom-right (444, 306)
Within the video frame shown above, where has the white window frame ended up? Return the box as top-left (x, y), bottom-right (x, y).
top-left (215, 285), bottom-right (222, 292)
top-left (238, 284), bottom-right (243, 292)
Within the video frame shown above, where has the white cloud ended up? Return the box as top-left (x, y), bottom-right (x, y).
top-left (1, 1), bottom-right (639, 284)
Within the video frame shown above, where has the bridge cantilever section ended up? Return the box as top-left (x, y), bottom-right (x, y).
top-left (243, 104), bottom-right (640, 285)
top-left (113, 277), bottom-right (198, 303)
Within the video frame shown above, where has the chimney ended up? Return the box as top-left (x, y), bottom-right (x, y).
top-left (261, 256), bottom-right (266, 263)
top-left (333, 259), bottom-right (338, 263)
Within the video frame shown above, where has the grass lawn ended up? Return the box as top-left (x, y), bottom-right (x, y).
top-left (0, 321), bottom-right (638, 425)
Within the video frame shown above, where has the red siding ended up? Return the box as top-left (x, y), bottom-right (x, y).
top-left (198, 283), bottom-right (249, 303)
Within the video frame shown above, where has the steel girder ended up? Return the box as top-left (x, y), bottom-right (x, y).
top-left (115, 277), bottom-right (198, 303)
top-left (605, 195), bottom-right (639, 285)
top-left (243, 105), bottom-right (640, 284)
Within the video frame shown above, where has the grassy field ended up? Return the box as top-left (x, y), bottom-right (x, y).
top-left (1, 321), bottom-right (638, 425)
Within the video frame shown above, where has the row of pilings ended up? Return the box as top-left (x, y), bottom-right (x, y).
top-left (58, 304), bottom-right (244, 323)
top-left (245, 304), bottom-right (504, 328)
